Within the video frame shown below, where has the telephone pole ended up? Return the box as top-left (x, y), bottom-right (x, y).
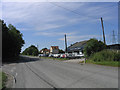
top-left (112, 30), bottom-right (116, 44)
top-left (101, 17), bottom-right (106, 44)
top-left (65, 34), bottom-right (67, 53)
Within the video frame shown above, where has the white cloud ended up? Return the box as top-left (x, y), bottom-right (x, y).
top-left (2, 0), bottom-right (119, 2)
top-left (2, 2), bottom-right (117, 32)
top-left (35, 24), bottom-right (65, 31)
top-left (59, 35), bottom-right (101, 42)
top-left (0, 3), bottom-right (2, 19)
top-left (2, 1), bottom-right (117, 43)
top-left (34, 31), bottom-right (77, 36)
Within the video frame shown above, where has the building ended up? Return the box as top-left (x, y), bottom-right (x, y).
top-left (50, 46), bottom-right (59, 54)
top-left (67, 40), bottom-right (88, 55)
top-left (40, 48), bottom-right (50, 55)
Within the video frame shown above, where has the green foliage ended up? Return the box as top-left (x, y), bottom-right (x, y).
top-left (59, 49), bottom-right (65, 54)
top-left (1, 20), bottom-right (25, 60)
top-left (86, 59), bottom-right (119, 67)
top-left (90, 50), bottom-right (120, 62)
top-left (84, 38), bottom-right (106, 57)
top-left (22, 45), bottom-right (39, 56)
top-left (0, 72), bottom-right (7, 89)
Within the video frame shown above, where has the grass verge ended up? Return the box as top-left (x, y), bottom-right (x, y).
top-left (85, 50), bottom-right (120, 67)
top-left (0, 72), bottom-right (8, 89)
top-left (86, 59), bottom-right (120, 67)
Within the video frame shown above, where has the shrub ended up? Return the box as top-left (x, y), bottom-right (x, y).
top-left (84, 38), bottom-right (106, 57)
top-left (90, 50), bottom-right (120, 62)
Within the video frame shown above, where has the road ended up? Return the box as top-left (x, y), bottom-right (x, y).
top-left (2, 56), bottom-right (118, 88)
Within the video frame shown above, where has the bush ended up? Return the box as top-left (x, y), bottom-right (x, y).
top-left (22, 45), bottom-right (39, 56)
top-left (84, 38), bottom-right (106, 57)
top-left (90, 50), bottom-right (120, 62)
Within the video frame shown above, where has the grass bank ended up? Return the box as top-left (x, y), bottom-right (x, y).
top-left (86, 50), bottom-right (120, 67)
top-left (40, 57), bottom-right (69, 61)
top-left (0, 72), bottom-right (8, 89)
top-left (86, 59), bottom-right (119, 67)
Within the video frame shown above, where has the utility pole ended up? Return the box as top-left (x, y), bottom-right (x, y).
top-left (112, 30), bottom-right (116, 44)
top-left (65, 34), bottom-right (67, 53)
top-left (101, 17), bottom-right (106, 44)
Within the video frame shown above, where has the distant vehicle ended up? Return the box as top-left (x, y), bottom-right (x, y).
top-left (74, 54), bottom-right (84, 58)
top-left (49, 54), bottom-right (54, 57)
top-left (43, 54), bottom-right (49, 57)
top-left (53, 54), bottom-right (60, 58)
top-left (67, 53), bottom-right (84, 59)
top-left (60, 54), bottom-right (67, 58)
top-left (39, 54), bottom-right (49, 57)
top-left (38, 54), bottom-right (44, 57)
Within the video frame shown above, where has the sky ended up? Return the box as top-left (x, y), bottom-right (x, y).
top-left (1, 1), bottom-right (118, 52)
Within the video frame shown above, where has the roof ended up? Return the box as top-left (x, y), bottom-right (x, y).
top-left (40, 48), bottom-right (50, 52)
top-left (68, 40), bottom-right (88, 52)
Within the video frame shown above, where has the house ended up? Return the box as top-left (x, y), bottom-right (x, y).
top-left (50, 46), bottom-right (59, 54)
top-left (40, 48), bottom-right (50, 55)
top-left (67, 40), bottom-right (88, 55)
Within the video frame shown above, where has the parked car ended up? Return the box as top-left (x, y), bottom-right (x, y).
top-left (53, 54), bottom-right (60, 58)
top-left (67, 53), bottom-right (84, 59)
top-left (60, 54), bottom-right (67, 58)
top-left (38, 54), bottom-right (44, 57)
top-left (49, 54), bottom-right (54, 57)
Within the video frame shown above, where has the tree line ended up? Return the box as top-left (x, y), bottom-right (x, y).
top-left (22, 45), bottom-right (65, 56)
top-left (22, 45), bottom-right (39, 56)
top-left (1, 20), bottom-right (25, 61)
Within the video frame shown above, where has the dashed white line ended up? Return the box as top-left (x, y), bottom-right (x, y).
top-left (15, 73), bottom-right (18, 77)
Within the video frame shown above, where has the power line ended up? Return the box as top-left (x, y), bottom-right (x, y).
top-left (46, 0), bottom-right (117, 43)
top-left (47, 1), bottom-right (100, 20)
top-left (47, 1), bottom-right (117, 21)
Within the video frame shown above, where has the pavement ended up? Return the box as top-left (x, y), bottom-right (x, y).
top-left (63, 58), bottom-right (85, 63)
top-left (2, 56), bottom-right (118, 88)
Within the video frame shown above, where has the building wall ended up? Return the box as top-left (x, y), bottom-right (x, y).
top-left (50, 46), bottom-right (59, 54)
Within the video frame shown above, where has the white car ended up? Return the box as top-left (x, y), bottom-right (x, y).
top-left (38, 54), bottom-right (44, 57)
top-left (53, 54), bottom-right (60, 58)
top-left (49, 54), bottom-right (54, 57)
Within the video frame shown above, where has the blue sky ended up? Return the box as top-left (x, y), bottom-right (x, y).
top-left (1, 2), bottom-right (118, 52)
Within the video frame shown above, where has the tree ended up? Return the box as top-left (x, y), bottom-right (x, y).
top-left (1, 20), bottom-right (25, 60)
top-left (22, 45), bottom-right (39, 56)
top-left (83, 38), bottom-right (106, 57)
top-left (59, 49), bottom-right (65, 54)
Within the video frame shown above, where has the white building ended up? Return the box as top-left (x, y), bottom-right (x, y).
top-left (50, 46), bottom-right (59, 54)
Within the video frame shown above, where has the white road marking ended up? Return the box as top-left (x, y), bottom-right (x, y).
top-left (15, 73), bottom-right (18, 77)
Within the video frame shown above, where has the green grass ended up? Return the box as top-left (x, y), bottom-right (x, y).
top-left (85, 50), bottom-right (120, 67)
top-left (0, 72), bottom-right (7, 89)
top-left (40, 57), bottom-right (69, 61)
top-left (86, 59), bottom-right (120, 67)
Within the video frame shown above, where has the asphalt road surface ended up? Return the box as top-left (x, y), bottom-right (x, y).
top-left (2, 56), bottom-right (118, 88)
